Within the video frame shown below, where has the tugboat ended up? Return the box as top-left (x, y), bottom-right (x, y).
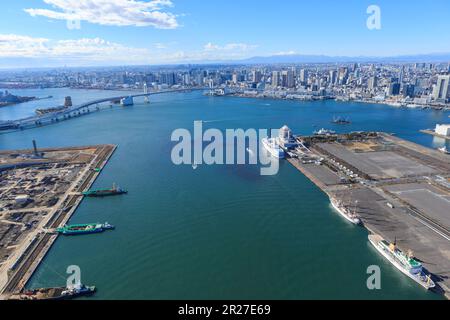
top-left (332, 116), bottom-right (351, 124)
top-left (9, 284), bottom-right (96, 300)
top-left (83, 183), bottom-right (127, 197)
top-left (57, 222), bottom-right (115, 235)
top-left (368, 234), bottom-right (435, 290)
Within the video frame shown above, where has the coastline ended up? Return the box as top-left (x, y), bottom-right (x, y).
top-left (218, 92), bottom-right (450, 111)
top-left (285, 132), bottom-right (450, 299)
top-left (0, 144), bottom-right (117, 299)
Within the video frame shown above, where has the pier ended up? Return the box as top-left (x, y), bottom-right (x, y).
top-left (287, 132), bottom-right (450, 299)
top-left (420, 129), bottom-right (450, 141)
top-left (0, 144), bottom-right (116, 298)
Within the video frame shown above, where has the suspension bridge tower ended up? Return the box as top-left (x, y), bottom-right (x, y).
top-left (144, 82), bottom-right (150, 104)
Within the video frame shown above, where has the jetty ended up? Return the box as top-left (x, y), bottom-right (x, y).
top-left (0, 144), bottom-right (117, 299)
top-left (287, 132), bottom-right (450, 299)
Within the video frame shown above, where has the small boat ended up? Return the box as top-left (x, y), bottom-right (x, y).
top-left (57, 222), bottom-right (115, 235)
top-left (9, 284), bottom-right (96, 300)
top-left (83, 183), bottom-right (127, 197)
top-left (332, 116), bottom-right (351, 124)
top-left (368, 234), bottom-right (435, 290)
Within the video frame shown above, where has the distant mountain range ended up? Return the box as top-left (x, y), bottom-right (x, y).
top-left (1, 53), bottom-right (450, 70)
top-left (233, 53), bottom-right (450, 64)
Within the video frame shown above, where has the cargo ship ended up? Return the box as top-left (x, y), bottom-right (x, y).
top-left (9, 284), bottom-right (96, 300)
top-left (83, 183), bottom-right (127, 197)
top-left (57, 222), bottom-right (114, 235)
top-left (368, 234), bottom-right (435, 290)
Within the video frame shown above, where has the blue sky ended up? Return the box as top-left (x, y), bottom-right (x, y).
top-left (0, 0), bottom-right (449, 67)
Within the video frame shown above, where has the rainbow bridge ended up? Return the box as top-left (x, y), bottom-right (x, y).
top-left (1, 88), bottom-right (207, 132)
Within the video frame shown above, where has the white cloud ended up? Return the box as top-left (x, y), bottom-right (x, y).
top-left (0, 34), bottom-right (151, 64)
top-left (0, 34), bottom-right (50, 57)
top-left (204, 42), bottom-right (258, 52)
top-left (24, 0), bottom-right (179, 29)
top-left (0, 34), bottom-right (259, 66)
top-left (273, 50), bottom-right (298, 56)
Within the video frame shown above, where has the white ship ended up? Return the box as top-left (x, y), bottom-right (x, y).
top-left (368, 234), bottom-right (435, 290)
top-left (438, 146), bottom-right (449, 154)
top-left (330, 197), bottom-right (361, 225)
top-left (314, 128), bottom-right (336, 136)
top-left (262, 137), bottom-right (285, 159)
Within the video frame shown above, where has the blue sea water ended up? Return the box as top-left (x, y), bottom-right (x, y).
top-left (0, 89), bottom-right (448, 299)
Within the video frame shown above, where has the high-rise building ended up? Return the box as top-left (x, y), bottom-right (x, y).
top-left (433, 75), bottom-right (450, 101)
top-left (388, 82), bottom-right (401, 96)
top-left (299, 69), bottom-right (308, 85)
top-left (252, 70), bottom-right (262, 83)
top-left (399, 66), bottom-right (405, 83)
top-left (160, 72), bottom-right (176, 86)
top-left (368, 76), bottom-right (377, 91)
top-left (281, 70), bottom-right (295, 88)
top-left (338, 67), bottom-right (348, 85)
top-left (403, 84), bottom-right (415, 98)
top-left (329, 70), bottom-right (337, 85)
top-left (232, 73), bottom-right (239, 85)
top-left (272, 71), bottom-right (280, 87)
top-left (183, 74), bottom-right (191, 86)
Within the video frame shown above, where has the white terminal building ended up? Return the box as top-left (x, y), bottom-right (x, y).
top-left (435, 124), bottom-right (450, 137)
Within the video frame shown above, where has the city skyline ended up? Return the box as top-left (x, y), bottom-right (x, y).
top-left (1, 0), bottom-right (450, 68)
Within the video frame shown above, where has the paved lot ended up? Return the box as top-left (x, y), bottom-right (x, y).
top-left (318, 143), bottom-right (437, 179)
top-left (362, 151), bottom-right (437, 178)
top-left (303, 163), bottom-right (342, 186)
top-left (386, 183), bottom-right (450, 229)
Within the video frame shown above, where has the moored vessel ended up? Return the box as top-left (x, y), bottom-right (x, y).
top-left (262, 137), bottom-right (285, 159)
top-left (57, 222), bottom-right (114, 235)
top-left (368, 234), bottom-right (435, 290)
top-left (332, 116), bottom-right (351, 124)
top-left (9, 284), bottom-right (96, 300)
top-left (83, 183), bottom-right (127, 197)
top-left (314, 128), bottom-right (336, 136)
top-left (330, 197), bottom-right (361, 225)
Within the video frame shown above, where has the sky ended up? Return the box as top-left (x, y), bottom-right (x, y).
top-left (0, 0), bottom-right (449, 68)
